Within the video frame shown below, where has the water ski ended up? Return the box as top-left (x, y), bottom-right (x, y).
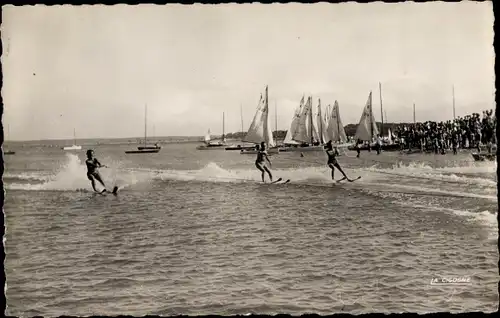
top-left (96, 186), bottom-right (119, 196)
top-left (269, 177), bottom-right (283, 184)
top-left (336, 176), bottom-right (361, 183)
top-left (95, 189), bottom-right (107, 195)
top-left (347, 176), bottom-right (361, 182)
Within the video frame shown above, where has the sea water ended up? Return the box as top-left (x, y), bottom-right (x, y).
top-left (3, 141), bottom-right (498, 315)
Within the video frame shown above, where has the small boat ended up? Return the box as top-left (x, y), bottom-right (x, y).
top-left (226, 105), bottom-right (254, 151)
top-left (280, 100), bottom-right (354, 153)
top-left (63, 144), bottom-right (82, 151)
top-left (240, 85), bottom-right (277, 154)
top-left (138, 144), bottom-right (161, 150)
top-left (289, 95), bottom-right (330, 150)
top-left (197, 113), bottom-right (228, 150)
top-left (225, 144), bottom-right (256, 151)
top-left (62, 129), bottom-right (82, 151)
top-left (196, 141), bottom-right (226, 150)
top-left (125, 148), bottom-right (160, 154)
top-left (348, 91), bottom-right (382, 150)
top-left (125, 104), bottom-right (161, 154)
top-left (4, 125), bottom-right (15, 155)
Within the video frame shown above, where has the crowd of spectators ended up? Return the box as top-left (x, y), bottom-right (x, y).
top-left (392, 109), bottom-right (496, 154)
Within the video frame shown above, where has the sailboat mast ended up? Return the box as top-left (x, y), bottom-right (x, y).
top-left (222, 112), bottom-right (225, 140)
top-left (379, 82), bottom-right (384, 136)
top-left (266, 86), bottom-right (272, 145)
top-left (275, 100), bottom-right (277, 141)
top-left (240, 104), bottom-right (244, 133)
top-left (73, 128), bottom-right (76, 145)
top-left (318, 99), bottom-right (322, 144)
top-left (310, 96), bottom-right (314, 145)
top-left (370, 91), bottom-right (374, 141)
top-left (144, 104), bottom-right (147, 146)
top-left (336, 104), bottom-right (341, 143)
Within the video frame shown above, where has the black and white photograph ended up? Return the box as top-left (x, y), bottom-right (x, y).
top-left (1, 2), bottom-right (498, 316)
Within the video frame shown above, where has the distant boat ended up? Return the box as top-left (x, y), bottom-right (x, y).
top-left (240, 85), bottom-right (278, 155)
top-left (4, 125), bottom-right (15, 155)
top-left (62, 128), bottom-right (82, 151)
top-left (225, 144), bottom-right (257, 151)
top-left (282, 95), bottom-right (325, 152)
top-left (125, 104), bottom-right (161, 154)
top-left (196, 113), bottom-right (228, 150)
top-left (346, 91), bottom-right (398, 151)
top-left (125, 148), bottom-right (160, 154)
top-left (138, 144), bottom-right (161, 150)
top-left (225, 104), bottom-right (255, 151)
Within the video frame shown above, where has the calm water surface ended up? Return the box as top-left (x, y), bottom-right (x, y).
top-left (4, 141), bottom-right (498, 316)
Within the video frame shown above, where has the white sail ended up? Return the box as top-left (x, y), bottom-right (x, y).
top-left (327, 100), bottom-right (347, 143)
top-left (316, 99), bottom-right (327, 144)
top-left (293, 96), bottom-right (314, 143)
top-left (204, 129), bottom-right (211, 142)
top-left (324, 104), bottom-right (330, 134)
top-left (310, 100), bottom-right (320, 143)
top-left (243, 86), bottom-right (276, 147)
top-left (387, 128), bottom-right (393, 142)
top-left (354, 91), bottom-right (379, 142)
top-left (283, 97), bottom-right (304, 144)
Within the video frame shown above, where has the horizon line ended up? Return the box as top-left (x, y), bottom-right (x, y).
top-left (4, 120), bottom-right (431, 143)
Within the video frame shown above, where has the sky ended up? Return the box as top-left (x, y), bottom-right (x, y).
top-left (2, 2), bottom-right (495, 141)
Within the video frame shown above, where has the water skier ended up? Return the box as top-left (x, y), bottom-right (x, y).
top-left (85, 149), bottom-right (108, 192)
top-left (255, 142), bottom-right (273, 183)
top-left (325, 140), bottom-right (349, 182)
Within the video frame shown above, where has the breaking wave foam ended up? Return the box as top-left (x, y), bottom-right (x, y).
top-left (5, 154), bottom-right (150, 192)
top-left (4, 156), bottom-right (496, 199)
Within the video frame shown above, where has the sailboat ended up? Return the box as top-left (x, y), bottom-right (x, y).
top-left (348, 91), bottom-right (380, 151)
top-left (225, 105), bottom-right (257, 151)
top-left (326, 100), bottom-right (351, 148)
top-left (4, 124), bottom-right (15, 155)
top-left (138, 124), bottom-right (161, 150)
top-left (196, 112), bottom-right (228, 150)
top-left (62, 128), bottom-right (82, 151)
top-left (283, 95), bottom-right (324, 152)
top-left (240, 85), bottom-right (279, 155)
top-left (281, 96), bottom-right (304, 149)
top-left (316, 98), bottom-right (328, 145)
top-left (125, 104), bottom-right (161, 154)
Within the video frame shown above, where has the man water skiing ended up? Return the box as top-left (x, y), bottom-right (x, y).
top-left (255, 142), bottom-right (273, 183)
top-left (325, 140), bottom-right (350, 182)
top-left (85, 149), bottom-right (108, 192)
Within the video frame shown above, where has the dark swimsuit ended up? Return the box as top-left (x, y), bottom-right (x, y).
top-left (326, 149), bottom-right (338, 166)
top-left (256, 150), bottom-right (267, 168)
top-left (86, 158), bottom-right (101, 180)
